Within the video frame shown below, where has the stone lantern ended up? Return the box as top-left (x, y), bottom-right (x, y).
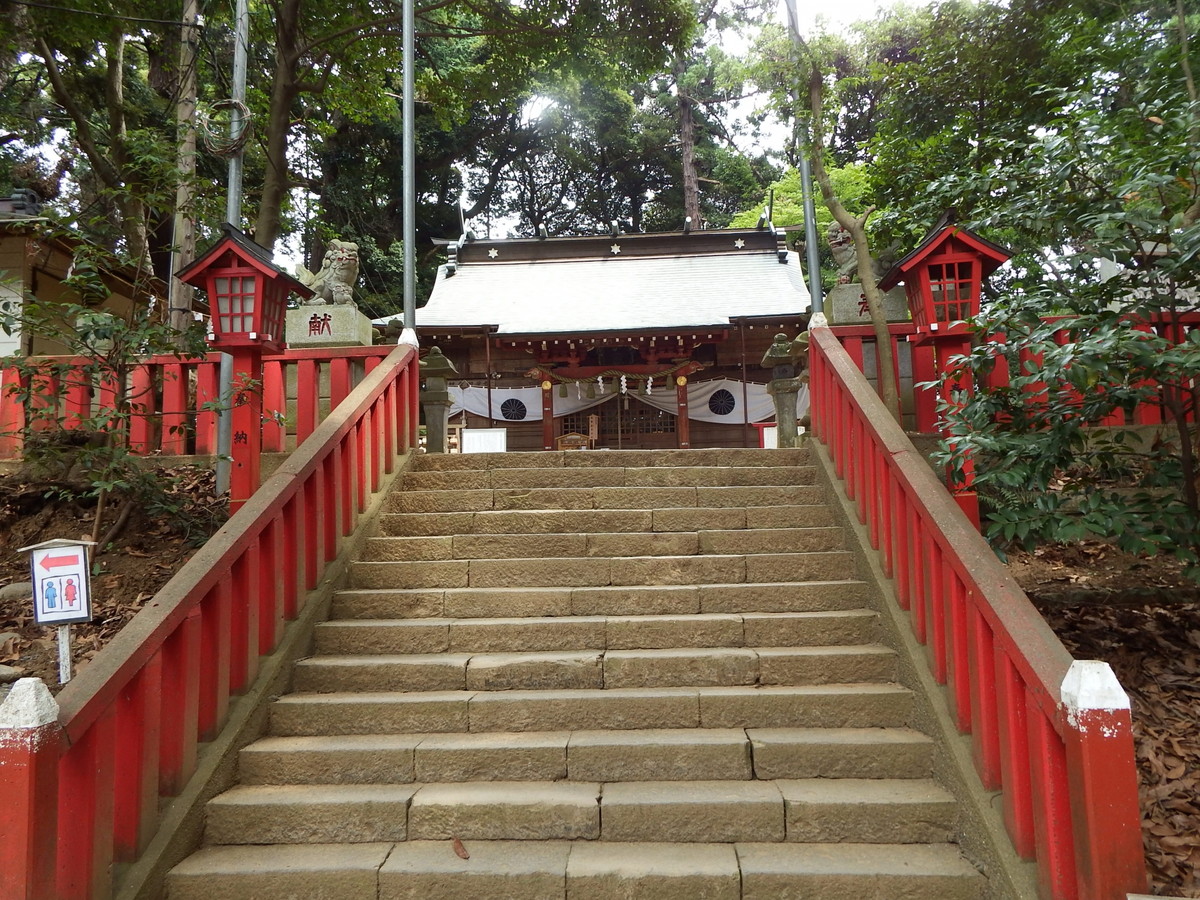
top-left (420, 346), bottom-right (459, 454)
top-left (761, 332), bottom-right (809, 449)
top-left (177, 224), bottom-right (313, 509)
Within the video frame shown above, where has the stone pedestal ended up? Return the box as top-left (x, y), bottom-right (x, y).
top-left (767, 377), bottom-right (806, 448)
top-left (827, 283), bottom-right (909, 326)
top-left (285, 305), bottom-right (374, 347)
top-left (420, 347), bottom-right (459, 454)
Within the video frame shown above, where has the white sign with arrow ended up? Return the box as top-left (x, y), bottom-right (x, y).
top-left (17, 538), bottom-right (97, 685)
top-left (22, 539), bottom-right (94, 626)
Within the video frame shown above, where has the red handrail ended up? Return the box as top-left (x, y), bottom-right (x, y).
top-left (0, 343), bottom-right (419, 900)
top-left (0, 345), bottom-right (395, 460)
top-left (809, 326), bottom-right (1146, 900)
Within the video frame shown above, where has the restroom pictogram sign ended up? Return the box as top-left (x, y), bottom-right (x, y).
top-left (20, 538), bottom-right (95, 625)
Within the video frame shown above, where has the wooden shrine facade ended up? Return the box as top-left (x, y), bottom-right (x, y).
top-left (395, 227), bottom-right (812, 451)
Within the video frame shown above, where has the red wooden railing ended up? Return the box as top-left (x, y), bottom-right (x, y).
top-left (0, 343), bottom-right (419, 900)
top-left (809, 326), bottom-right (1147, 899)
top-left (0, 345), bottom-right (393, 460)
top-left (831, 313), bottom-right (1200, 433)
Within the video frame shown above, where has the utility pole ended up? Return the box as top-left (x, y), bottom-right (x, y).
top-left (782, 0), bottom-right (826, 320)
top-left (226, 0), bottom-right (249, 225)
top-left (401, 0), bottom-right (417, 339)
top-left (168, 0), bottom-right (199, 333)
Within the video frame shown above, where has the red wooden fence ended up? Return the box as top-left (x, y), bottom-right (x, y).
top-left (831, 314), bottom-right (1200, 434)
top-left (809, 326), bottom-right (1147, 899)
top-left (0, 343), bottom-right (419, 900)
top-left (0, 345), bottom-right (394, 460)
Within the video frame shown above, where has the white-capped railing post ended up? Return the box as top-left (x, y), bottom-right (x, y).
top-left (1061, 660), bottom-right (1148, 899)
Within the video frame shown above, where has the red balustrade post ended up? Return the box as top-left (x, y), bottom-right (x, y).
top-left (995, 650), bottom-right (1036, 858)
top-left (160, 361), bottom-right (190, 454)
top-left (194, 355), bottom-right (221, 455)
top-left (330, 357), bottom-right (353, 407)
top-left (113, 651), bottom-right (163, 860)
top-left (282, 493), bottom-right (302, 619)
top-left (1028, 701), bottom-right (1079, 899)
top-left (967, 601), bottom-right (1001, 788)
top-left (340, 433), bottom-right (355, 535)
top-left (62, 361), bottom-right (92, 432)
top-left (198, 582), bottom-right (233, 741)
top-left (258, 519), bottom-right (283, 655)
top-left (129, 362), bottom-right (157, 453)
top-left (0, 363), bottom-right (26, 458)
top-left (57, 706), bottom-right (116, 899)
top-left (0, 679), bottom-right (62, 900)
top-left (227, 347), bottom-right (264, 512)
top-left (295, 358), bottom-right (320, 444)
top-left (910, 341), bottom-right (939, 432)
top-left (1060, 661), bottom-right (1148, 898)
top-left (159, 607), bottom-right (201, 794)
top-left (261, 359), bottom-right (287, 452)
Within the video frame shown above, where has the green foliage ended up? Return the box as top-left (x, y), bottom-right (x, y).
top-left (730, 164), bottom-right (871, 286)
top-left (1, 255), bottom-right (214, 543)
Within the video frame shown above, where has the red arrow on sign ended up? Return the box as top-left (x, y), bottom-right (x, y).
top-left (40, 553), bottom-right (80, 571)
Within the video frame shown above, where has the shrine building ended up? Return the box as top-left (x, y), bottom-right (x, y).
top-left (381, 225), bottom-right (811, 451)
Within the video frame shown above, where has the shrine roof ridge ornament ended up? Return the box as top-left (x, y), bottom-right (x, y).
top-left (455, 227), bottom-right (785, 267)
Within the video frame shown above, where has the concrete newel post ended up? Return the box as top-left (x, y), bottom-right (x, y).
top-left (1060, 660), bottom-right (1148, 899)
top-left (0, 678), bottom-right (63, 900)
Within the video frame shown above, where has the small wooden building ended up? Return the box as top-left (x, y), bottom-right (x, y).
top-left (0, 222), bottom-right (165, 357)
top-left (383, 226), bottom-right (811, 451)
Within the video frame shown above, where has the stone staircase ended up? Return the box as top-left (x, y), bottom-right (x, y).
top-left (167, 448), bottom-right (986, 899)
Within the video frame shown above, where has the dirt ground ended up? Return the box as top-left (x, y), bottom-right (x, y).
top-left (0, 467), bottom-right (226, 687)
top-left (0, 477), bottom-right (1197, 895)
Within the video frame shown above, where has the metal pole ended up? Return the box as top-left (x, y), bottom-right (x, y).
top-left (798, 140), bottom-right (825, 317)
top-left (226, 0), bottom-right (249, 225)
top-left (215, 351), bottom-right (234, 495)
top-left (782, 0), bottom-right (825, 319)
top-left (402, 0), bottom-right (416, 331)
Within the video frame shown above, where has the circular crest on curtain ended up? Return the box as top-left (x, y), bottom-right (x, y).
top-left (501, 398), bottom-right (528, 421)
top-left (707, 388), bottom-right (737, 416)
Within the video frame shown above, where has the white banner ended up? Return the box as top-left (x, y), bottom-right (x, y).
top-left (447, 378), bottom-right (807, 425)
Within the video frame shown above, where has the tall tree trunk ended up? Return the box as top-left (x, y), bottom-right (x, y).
top-left (675, 58), bottom-right (701, 225)
top-left (806, 63), bottom-right (901, 422)
top-left (254, 0), bottom-right (303, 249)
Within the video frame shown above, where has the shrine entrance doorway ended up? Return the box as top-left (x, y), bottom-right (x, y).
top-left (559, 395), bottom-right (677, 450)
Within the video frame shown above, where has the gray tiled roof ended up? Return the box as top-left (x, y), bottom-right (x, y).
top-left (389, 238), bottom-right (811, 336)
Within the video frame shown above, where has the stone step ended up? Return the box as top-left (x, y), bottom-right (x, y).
top-left (400, 465), bottom-right (816, 492)
top-left (268, 684), bottom-right (914, 736)
top-left (350, 550), bottom-right (858, 589)
top-left (168, 840), bottom-right (984, 900)
top-left (331, 581), bottom-right (873, 621)
top-left (238, 727), bottom-right (934, 785)
top-left (377, 504), bottom-right (837, 537)
top-left (201, 778), bottom-right (955, 845)
top-left (360, 527), bottom-right (846, 562)
top-left (386, 484), bottom-right (825, 513)
top-left (412, 447), bottom-right (813, 470)
top-left (292, 645), bottom-right (896, 693)
top-left (313, 610), bottom-right (879, 655)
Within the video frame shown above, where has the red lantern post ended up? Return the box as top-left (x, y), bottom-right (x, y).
top-left (177, 225), bottom-right (313, 511)
top-left (879, 221), bottom-right (1011, 526)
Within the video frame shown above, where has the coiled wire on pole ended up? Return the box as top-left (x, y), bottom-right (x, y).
top-left (198, 99), bottom-right (252, 158)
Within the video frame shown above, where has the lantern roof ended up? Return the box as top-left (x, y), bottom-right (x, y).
top-left (878, 215), bottom-right (1011, 292)
top-left (176, 223), bottom-right (314, 299)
